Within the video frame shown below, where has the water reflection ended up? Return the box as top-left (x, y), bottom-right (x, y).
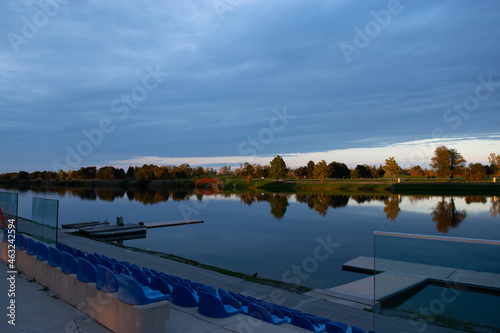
top-left (491, 197), bottom-right (499, 217)
top-left (383, 195), bottom-right (401, 221)
top-left (3, 185), bottom-right (499, 232)
top-left (430, 197), bottom-right (467, 234)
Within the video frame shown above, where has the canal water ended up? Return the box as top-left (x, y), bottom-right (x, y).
top-left (6, 187), bottom-right (500, 289)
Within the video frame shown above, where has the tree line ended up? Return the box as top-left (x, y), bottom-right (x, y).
top-left (1, 147), bottom-right (499, 183)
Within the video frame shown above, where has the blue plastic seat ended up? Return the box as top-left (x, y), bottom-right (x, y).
top-left (36, 242), bottom-right (49, 261)
top-left (119, 260), bottom-right (131, 268)
top-left (77, 258), bottom-right (97, 283)
top-left (56, 242), bottom-right (66, 252)
top-left (118, 274), bottom-right (170, 305)
top-left (114, 262), bottom-right (130, 275)
top-left (65, 246), bottom-right (77, 258)
top-left (86, 253), bottom-right (100, 266)
top-left (61, 251), bottom-right (77, 274)
top-left (199, 285), bottom-right (217, 295)
top-left (291, 314), bottom-right (325, 332)
top-left (171, 282), bottom-right (199, 307)
top-left (142, 267), bottom-right (153, 277)
top-left (96, 264), bottom-right (119, 293)
top-left (16, 234), bottom-right (26, 250)
top-left (48, 247), bottom-right (62, 267)
top-left (99, 257), bottom-right (115, 271)
top-left (26, 238), bottom-right (37, 256)
top-left (218, 289), bottom-right (244, 311)
top-left (326, 322), bottom-right (348, 333)
top-left (131, 267), bottom-right (150, 286)
top-left (93, 252), bottom-right (102, 261)
top-left (247, 302), bottom-right (286, 325)
top-left (198, 290), bottom-right (242, 318)
top-left (150, 275), bottom-right (173, 295)
top-left (75, 249), bottom-right (87, 259)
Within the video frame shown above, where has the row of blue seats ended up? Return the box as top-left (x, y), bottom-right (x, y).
top-left (12, 233), bottom-right (170, 305)
top-left (6, 231), bottom-right (375, 333)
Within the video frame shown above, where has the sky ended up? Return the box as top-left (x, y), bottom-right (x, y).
top-left (1, 0), bottom-right (499, 173)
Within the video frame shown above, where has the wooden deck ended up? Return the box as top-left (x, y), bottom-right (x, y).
top-left (343, 255), bottom-right (500, 291)
top-left (307, 255), bottom-right (500, 309)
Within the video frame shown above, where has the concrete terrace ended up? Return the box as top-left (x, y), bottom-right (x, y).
top-left (1, 230), bottom-right (469, 333)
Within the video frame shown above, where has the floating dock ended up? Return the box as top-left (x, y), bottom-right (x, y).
top-left (306, 255), bottom-right (500, 309)
top-left (61, 221), bottom-right (110, 229)
top-left (67, 219), bottom-right (204, 240)
top-left (144, 219), bottom-right (203, 229)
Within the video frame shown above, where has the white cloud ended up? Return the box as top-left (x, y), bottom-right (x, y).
top-left (108, 134), bottom-right (500, 169)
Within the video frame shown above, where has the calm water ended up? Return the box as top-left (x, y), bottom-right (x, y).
top-left (5, 187), bottom-right (500, 289)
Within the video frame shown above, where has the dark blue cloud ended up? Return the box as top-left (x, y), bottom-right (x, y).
top-left (1, 0), bottom-right (499, 172)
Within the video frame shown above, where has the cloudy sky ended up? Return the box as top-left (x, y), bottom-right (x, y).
top-left (1, 0), bottom-right (499, 173)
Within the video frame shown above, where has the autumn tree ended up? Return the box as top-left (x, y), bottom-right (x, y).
top-left (313, 160), bottom-right (329, 184)
top-left (466, 163), bottom-right (486, 181)
top-left (489, 153), bottom-right (500, 176)
top-left (306, 161), bottom-right (315, 178)
top-left (328, 161), bottom-right (350, 179)
top-left (269, 155), bottom-right (288, 181)
top-left (430, 146), bottom-right (466, 181)
top-left (409, 165), bottom-right (424, 177)
top-left (383, 157), bottom-right (401, 183)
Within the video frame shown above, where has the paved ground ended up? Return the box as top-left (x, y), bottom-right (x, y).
top-left (0, 231), bottom-right (468, 332)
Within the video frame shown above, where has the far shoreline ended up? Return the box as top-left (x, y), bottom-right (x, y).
top-left (1, 178), bottom-right (499, 196)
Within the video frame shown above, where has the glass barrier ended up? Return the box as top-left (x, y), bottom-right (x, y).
top-left (374, 232), bottom-right (500, 333)
top-left (0, 191), bottom-right (18, 228)
top-left (30, 197), bottom-right (59, 245)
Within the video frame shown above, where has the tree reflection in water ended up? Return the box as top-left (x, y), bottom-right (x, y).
top-left (267, 194), bottom-right (289, 220)
top-left (431, 197), bottom-right (467, 234)
top-left (6, 185), bottom-right (499, 223)
top-left (384, 195), bottom-right (401, 221)
top-left (491, 197), bottom-right (500, 217)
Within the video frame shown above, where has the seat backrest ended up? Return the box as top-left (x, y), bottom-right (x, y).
top-left (99, 257), bottom-right (115, 270)
top-left (326, 322), bottom-right (348, 333)
top-left (96, 264), bottom-right (119, 293)
top-left (150, 275), bottom-right (172, 295)
top-left (16, 234), bottom-right (26, 251)
top-left (198, 291), bottom-right (229, 318)
top-left (114, 262), bottom-right (130, 275)
top-left (171, 282), bottom-right (199, 307)
top-left (131, 267), bottom-right (150, 286)
top-left (75, 249), bottom-right (87, 259)
top-left (26, 237), bottom-right (37, 255)
top-left (36, 242), bottom-right (49, 261)
top-left (77, 257), bottom-right (97, 283)
top-left (86, 253), bottom-right (100, 266)
top-left (48, 246), bottom-right (62, 267)
top-left (290, 314), bottom-right (318, 331)
top-left (65, 246), bottom-right (77, 258)
top-left (61, 251), bottom-right (77, 274)
top-left (56, 242), bottom-right (66, 252)
top-left (118, 274), bottom-right (147, 305)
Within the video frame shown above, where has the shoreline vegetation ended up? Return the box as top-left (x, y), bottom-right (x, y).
top-left (1, 177), bottom-right (499, 195)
